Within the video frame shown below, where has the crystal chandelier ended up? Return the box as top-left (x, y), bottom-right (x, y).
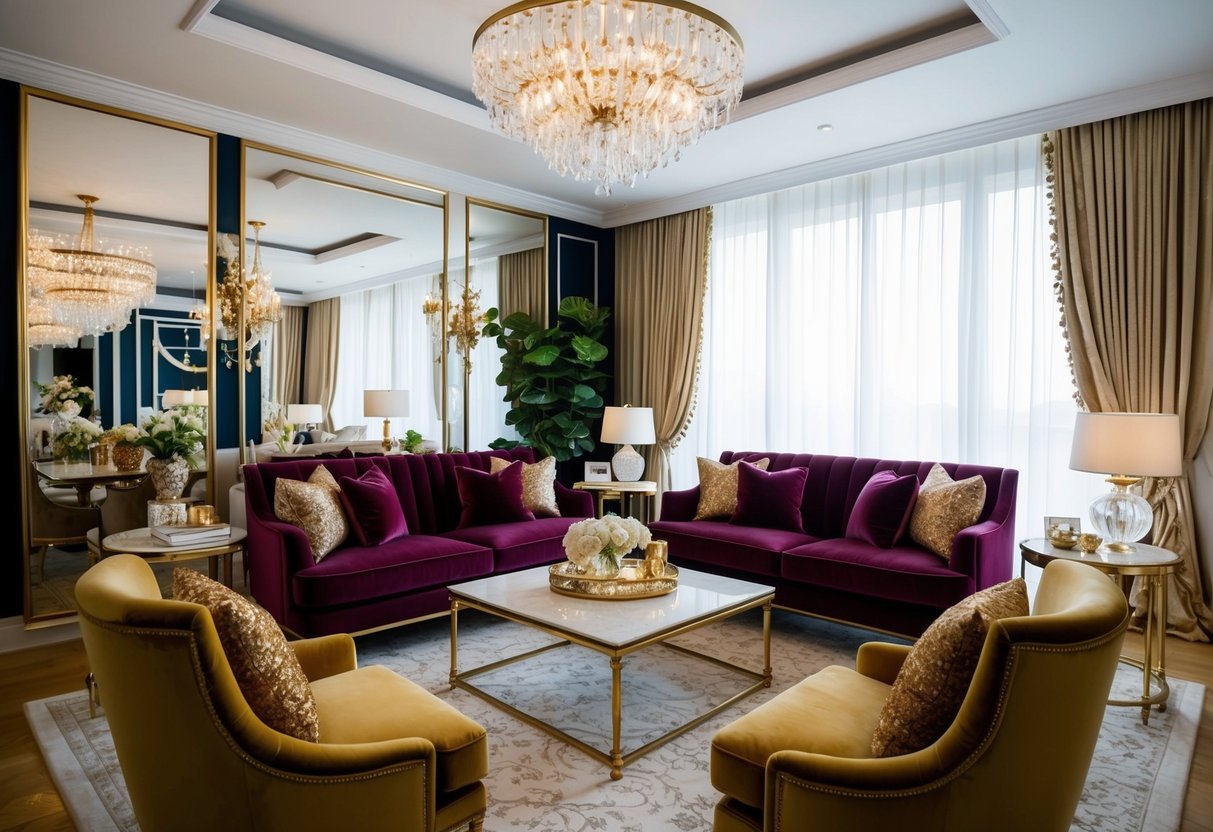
top-left (471, 0), bottom-right (745, 196)
top-left (26, 195), bottom-right (157, 334)
top-left (27, 292), bottom-right (82, 348)
top-left (216, 221), bottom-right (283, 371)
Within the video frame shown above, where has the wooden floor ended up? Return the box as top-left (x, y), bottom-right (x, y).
top-left (0, 632), bottom-right (1209, 831)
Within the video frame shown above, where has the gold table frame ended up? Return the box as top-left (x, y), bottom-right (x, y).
top-left (1019, 537), bottom-right (1179, 724)
top-left (448, 587), bottom-right (773, 780)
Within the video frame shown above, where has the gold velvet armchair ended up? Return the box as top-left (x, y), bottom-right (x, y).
top-left (75, 554), bottom-right (487, 832)
top-left (710, 559), bottom-right (1130, 832)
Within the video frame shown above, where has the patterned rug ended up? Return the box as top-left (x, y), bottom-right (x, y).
top-left (25, 609), bottom-right (1203, 832)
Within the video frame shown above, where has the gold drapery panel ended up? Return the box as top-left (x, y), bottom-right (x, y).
top-left (303, 297), bottom-right (341, 433)
top-left (614, 207), bottom-right (712, 499)
top-left (269, 305), bottom-right (304, 409)
top-left (1046, 97), bottom-right (1213, 641)
top-left (499, 248), bottom-right (547, 325)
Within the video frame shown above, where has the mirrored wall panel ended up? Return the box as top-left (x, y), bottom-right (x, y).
top-left (455, 200), bottom-right (547, 451)
top-left (21, 91), bottom-right (216, 624)
top-left (242, 144), bottom-right (447, 458)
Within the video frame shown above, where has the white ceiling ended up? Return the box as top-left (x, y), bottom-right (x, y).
top-left (3, 0), bottom-right (1213, 228)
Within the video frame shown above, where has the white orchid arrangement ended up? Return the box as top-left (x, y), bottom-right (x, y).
top-left (130, 409), bottom-right (206, 465)
top-left (562, 514), bottom-right (652, 574)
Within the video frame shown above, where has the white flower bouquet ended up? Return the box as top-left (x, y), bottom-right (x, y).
top-left (52, 417), bottom-right (103, 461)
top-left (561, 514), bottom-right (652, 576)
top-left (37, 374), bottom-right (93, 415)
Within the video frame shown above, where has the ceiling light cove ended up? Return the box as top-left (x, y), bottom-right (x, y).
top-left (471, 0), bottom-right (744, 197)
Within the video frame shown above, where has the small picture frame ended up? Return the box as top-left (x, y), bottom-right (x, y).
top-left (1045, 515), bottom-right (1081, 537)
top-left (584, 461), bottom-right (612, 483)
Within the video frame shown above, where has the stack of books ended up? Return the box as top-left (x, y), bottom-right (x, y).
top-left (151, 523), bottom-right (232, 546)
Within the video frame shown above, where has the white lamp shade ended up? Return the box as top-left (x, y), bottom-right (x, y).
top-left (363, 389), bottom-right (410, 418)
top-left (186, 389), bottom-right (207, 406)
top-left (1069, 412), bottom-right (1182, 477)
top-left (161, 390), bottom-right (188, 407)
top-left (600, 406), bottom-right (655, 445)
top-left (287, 403), bottom-right (324, 424)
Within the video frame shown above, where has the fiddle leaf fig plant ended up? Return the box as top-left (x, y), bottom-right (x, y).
top-left (482, 296), bottom-right (611, 462)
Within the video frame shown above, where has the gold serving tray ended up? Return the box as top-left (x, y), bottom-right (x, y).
top-left (548, 558), bottom-right (679, 600)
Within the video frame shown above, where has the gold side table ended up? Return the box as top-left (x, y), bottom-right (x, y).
top-left (1018, 537), bottom-right (1179, 724)
top-left (574, 480), bottom-right (658, 523)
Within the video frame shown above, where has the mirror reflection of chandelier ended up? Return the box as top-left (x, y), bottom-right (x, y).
top-left (27, 292), bottom-right (82, 348)
top-left (215, 220), bottom-right (283, 371)
top-left (26, 194), bottom-right (157, 335)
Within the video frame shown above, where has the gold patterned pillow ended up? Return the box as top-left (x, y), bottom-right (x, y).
top-left (490, 455), bottom-right (560, 517)
top-left (695, 457), bottom-right (770, 520)
top-left (274, 465), bottom-right (348, 562)
top-left (172, 568), bottom-right (320, 743)
top-left (871, 578), bottom-right (1028, 757)
top-left (908, 464), bottom-right (986, 561)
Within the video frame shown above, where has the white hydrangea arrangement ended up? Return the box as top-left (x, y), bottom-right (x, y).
top-left (562, 514), bottom-right (652, 575)
top-left (52, 417), bottom-right (103, 461)
top-left (37, 374), bottom-right (93, 416)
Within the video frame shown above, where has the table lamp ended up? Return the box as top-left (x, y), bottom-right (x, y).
top-left (600, 405), bottom-right (655, 482)
top-left (286, 403), bottom-right (323, 431)
top-left (363, 389), bottom-right (410, 453)
top-left (1068, 412), bottom-right (1182, 552)
top-left (161, 389), bottom-right (188, 408)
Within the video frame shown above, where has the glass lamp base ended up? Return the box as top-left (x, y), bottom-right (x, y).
top-left (1088, 482), bottom-right (1152, 553)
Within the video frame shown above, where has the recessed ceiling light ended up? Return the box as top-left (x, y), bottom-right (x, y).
top-left (817, 123), bottom-right (834, 133)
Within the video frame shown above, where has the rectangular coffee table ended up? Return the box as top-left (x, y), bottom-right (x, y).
top-left (448, 564), bottom-right (774, 779)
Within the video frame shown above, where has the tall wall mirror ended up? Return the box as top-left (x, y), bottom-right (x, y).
top-left (455, 199), bottom-right (548, 451)
top-left (20, 90), bottom-right (216, 625)
top-left (241, 143), bottom-right (448, 458)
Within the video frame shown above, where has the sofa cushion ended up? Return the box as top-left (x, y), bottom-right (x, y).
top-left (292, 536), bottom-right (494, 609)
top-left (338, 465), bottom-right (408, 546)
top-left (490, 455), bottom-right (560, 518)
top-left (845, 470), bottom-right (919, 548)
top-left (649, 520), bottom-right (817, 577)
top-left (695, 457), bottom-right (770, 520)
top-left (909, 463), bottom-right (987, 561)
top-left (443, 516), bottom-right (581, 573)
top-left (731, 463), bottom-right (808, 533)
top-left (782, 538), bottom-right (971, 609)
top-left (871, 577), bottom-right (1028, 757)
top-left (711, 665), bottom-right (889, 809)
top-left (455, 461), bottom-right (535, 528)
top-left (311, 664), bottom-right (487, 792)
top-left (173, 568), bottom-right (320, 743)
top-left (273, 465), bottom-right (349, 562)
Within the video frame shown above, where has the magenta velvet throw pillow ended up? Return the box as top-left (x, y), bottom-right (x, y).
top-left (730, 462), bottom-right (808, 533)
top-left (338, 465), bottom-right (408, 546)
top-left (455, 461), bottom-right (535, 528)
top-left (845, 470), bottom-right (920, 548)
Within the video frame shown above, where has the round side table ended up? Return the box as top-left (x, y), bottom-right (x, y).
top-left (1018, 537), bottom-right (1179, 724)
top-left (101, 527), bottom-right (247, 588)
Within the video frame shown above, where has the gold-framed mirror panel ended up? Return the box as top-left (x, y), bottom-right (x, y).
top-left (19, 86), bottom-right (218, 626)
top-left (238, 141), bottom-right (450, 459)
top-left (459, 197), bottom-right (548, 452)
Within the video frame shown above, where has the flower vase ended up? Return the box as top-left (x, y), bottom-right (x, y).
top-left (146, 457), bottom-right (189, 500)
top-left (50, 413), bottom-right (75, 460)
top-left (589, 550), bottom-right (623, 578)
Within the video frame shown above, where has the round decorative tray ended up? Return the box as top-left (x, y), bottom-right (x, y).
top-left (548, 558), bottom-right (679, 600)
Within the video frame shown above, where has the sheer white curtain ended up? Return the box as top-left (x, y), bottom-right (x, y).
top-left (674, 134), bottom-right (1104, 545)
top-left (331, 274), bottom-right (443, 443)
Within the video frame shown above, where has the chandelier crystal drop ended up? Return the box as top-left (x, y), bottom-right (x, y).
top-left (26, 195), bottom-right (157, 334)
top-left (27, 293), bottom-right (82, 348)
top-left (471, 0), bottom-right (744, 196)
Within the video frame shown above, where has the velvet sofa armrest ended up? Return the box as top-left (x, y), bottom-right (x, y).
top-left (290, 633), bottom-right (357, 681)
top-left (244, 511), bottom-right (315, 628)
top-left (949, 518), bottom-right (1015, 591)
top-left (555, 482), bottom-right (595, 517)
top-left (658, 486), bottom-right (700, 521)
top-left (855, 642), bottom-right (912, 685)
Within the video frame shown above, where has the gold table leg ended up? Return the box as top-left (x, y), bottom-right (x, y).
top-left (610, 655), bottom-right (623, 780)
top-left (762, 601), bottom-right (772, 687)
top-left (449, 600), bottom-right (460, 688)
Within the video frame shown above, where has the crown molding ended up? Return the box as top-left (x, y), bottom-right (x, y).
top-left (0, 48), bottom-right (605, 227)
top-left (601, 68), bottom-right (1213, 228)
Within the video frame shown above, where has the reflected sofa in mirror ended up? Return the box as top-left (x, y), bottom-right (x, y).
top-left (241, 143), bottom-right (448, 461)
top-left (457, 199), bottom-right (547, 452)
top-left (20, 89), bottom-right (217, 625)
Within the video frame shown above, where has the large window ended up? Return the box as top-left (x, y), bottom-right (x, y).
top-left (673, 135), bottom-right (1104, 542)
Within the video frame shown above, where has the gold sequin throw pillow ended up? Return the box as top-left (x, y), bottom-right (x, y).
top-left (695, 457), bottom-right (770, 520)
top-left (274, 465), bottom-right (349, 562)
top-left (908, 463), bottom-right (986, 561)
top-left (490, 455), bottom-right (561, 517)
top-left (172, 567), bottom-right (320, 743)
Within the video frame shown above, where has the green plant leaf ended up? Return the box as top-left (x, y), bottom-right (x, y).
top-left (523, 345), bottom-right (561, 366)
top-left (520, 388), bottom-right (557, 405)
top-left (570, 335), bottom-right (608, 363)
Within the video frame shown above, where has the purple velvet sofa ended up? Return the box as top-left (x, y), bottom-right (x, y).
top-left (648, 451), bottom-right (1018, 637)
top-left (243, 448), bottom-right (593, 637)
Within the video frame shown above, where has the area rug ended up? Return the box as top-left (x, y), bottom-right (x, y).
top-left (26, 610), bottom-right (1203, 832)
